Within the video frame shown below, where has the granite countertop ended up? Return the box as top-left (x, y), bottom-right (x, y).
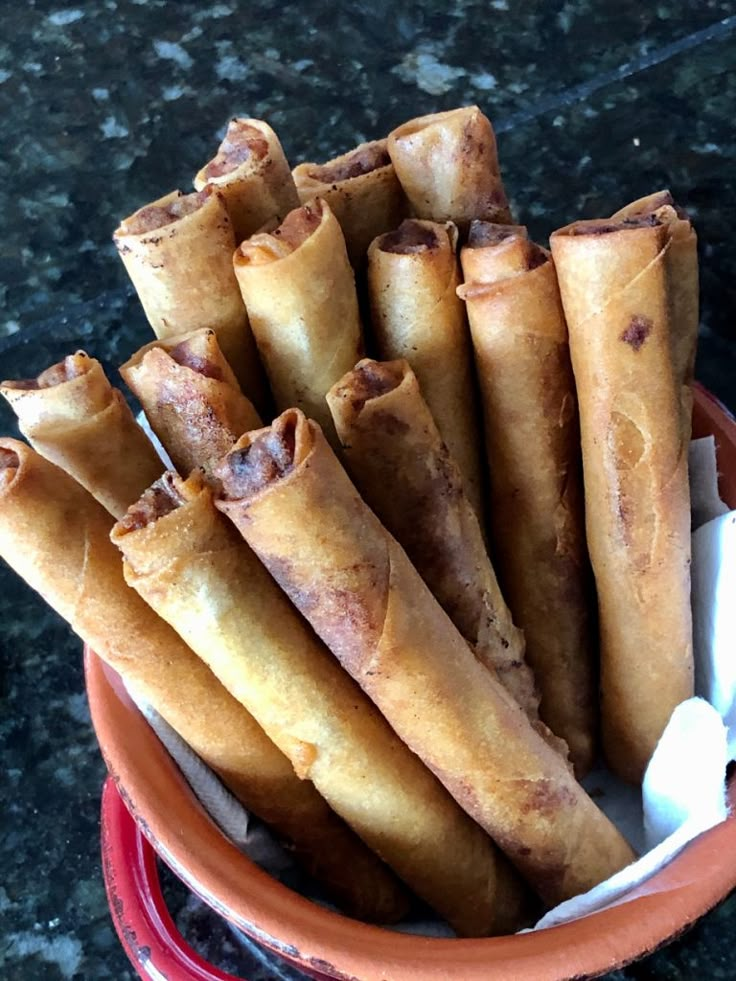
top-left (1, 1), bottom-right (735, 978)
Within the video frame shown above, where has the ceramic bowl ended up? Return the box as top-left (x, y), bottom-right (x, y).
top-left (87, 383), bottom-right (736, 981)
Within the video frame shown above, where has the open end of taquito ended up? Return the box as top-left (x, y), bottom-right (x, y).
top-left (301, 139), bottom-right (391, 185)
top-left (0, 443), bottom-right (21, 492)
top-left (387, 106), bottom-right (511, 228)
top-left (2, 351), bottom-right (90, 393)
top-left (121, 328), bottom-right (242, 390)
top-left (328, 358), bottom-right (407, 419)
top-left (233, 200), bottom-right (325, 266)
top-left (2, 352), bottom-right (112, 424)
top-left (460, 223), bottom-right (548, 291)
top-left (554, 214), bottom-right (664, 238)
top-left (115, 471), bottom-right (188, 535)
top-left (198, 118), bottom-right (271, 183)
top-left (611, 189), bottom-right (690, 222)
top-left (375, 218), bottom-right (458, 257)
top-left (216, 408), bottom-right (311, 502)
top-left (115, 188), bottom-right (211, 239)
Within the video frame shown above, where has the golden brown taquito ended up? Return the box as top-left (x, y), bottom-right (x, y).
top-left (550, 217), bottom-right (693, 783)
top-left (387, 106), bottom-right (512, 234)
top-left (292, 139), bottom-right (408, 265)
top-left (612, 191), bottom-right (699, 435)
top-left (326, 358), bottom-right (542, 730)
top-left (458, 226), bottom-right (596, 776)
top-left (367, 219), bottom-right (484, 521)
top-left (215, 411), bottom-right (636, 906)
top-left (1, 352), bottom-right (162, 519)
top-left (0, 439), bottom-right (406, 922)
top-left (113, 187), bottom-right (268, 411)
top-left (233, 199), bottom-right (363, 444)
top-left (113, 471), bottom-right (526, 937)
top-left (194, 117), bottom-right (300, 243)
top-left (120, 328), bottom-right (261, 476)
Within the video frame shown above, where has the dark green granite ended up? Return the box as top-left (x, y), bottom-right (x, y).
top-left (1, 0), bottom-right (735, 977)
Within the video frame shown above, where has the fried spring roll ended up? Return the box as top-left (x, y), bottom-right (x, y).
top-left (0, 440), bottom-right (406, 922)
top-left (120, 328), bottom-right (261, 476)
top-left (367, 219), bottom-right (484, 521)
top-left (326, 358), bottom-right (543, 731)
top-left (112, 471), bottom-right (526, 937)
top-left (387, 106), bottom-right (512, 233)
top-left (1, 352), bottom-right (163, 519)
top-left (215, 411), bottom-right (636, 905)
top-left (113, 188), bottom-right (268, 410)
top-left (233, 199), bottom-right (363, 444)
top-left (457, 225), bottom-right (596, 776)
top-left (550, 217), bottom-right (693, 783)
top-left (194, 117), bottom-right (300, 243)
top-left (612, 191), bottom-right (699, 435)
top-left (292, 139), bottom-right (408, 265)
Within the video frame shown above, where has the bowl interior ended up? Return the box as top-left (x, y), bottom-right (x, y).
top-left (86, 384), bottom-right (736, 981)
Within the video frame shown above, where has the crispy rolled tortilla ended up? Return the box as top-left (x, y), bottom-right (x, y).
top-left (612, 191), bottom-right (699, 435)
top-left (1, 352), bottom-right (163, 519)
top-left (112, 471), bottom-right (527, 937)
top-left (113, 187), bottom-right (268, 410)
top-left (367, 219), bottom-right (484, 521)
top-left (0, 440), bottom-right (407, 922)
top-left (215, 410), bottom-right (636, 905)
top-left (120, 328), bottom-right (261, 476)
top-left (194, 117), bottom-right (300, 243)
top-left (326, 358), bottom-right (542, 730)
top-left (550, 217), bottom-right (693, 783)
top-left (458, 226), bottom-right (596, 776)
top-left (233, 199), bottom-right (363, 444)
top-left (292, 139), bottom-right (408, 265)
top-left (387, 106), bottom-right (512, 233)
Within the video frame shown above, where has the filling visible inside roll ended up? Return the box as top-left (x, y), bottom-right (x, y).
top-left (118, 474), bottom-right (184, 532)
top-left (307, 142), bottom-right (391, 183)
top-left (222, 421), bottom-right (298, 499)
top-left (333, 359), bottom-right (405, 413)
top-left (202, 119), bottom-right (271, 180)
top-left (3, 353), bottom-right (91, 391)
top-left (569, 215), bottom-right (663, 237)
top-left (168, 332), bottom-right (226, 381)
top-left (235, 201), bottom-right (324, 265)
top-left (467, 221), bottom-right (526, 248)
top-left (118, 190), bottom-right (208, 235)
top-left (0, 447), bottom-right (19, 489)
top-left (379, 220), bottom-right (439, 254)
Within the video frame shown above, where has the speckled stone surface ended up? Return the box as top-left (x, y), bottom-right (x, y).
top-left (1, 1), bottom-right (735, 978)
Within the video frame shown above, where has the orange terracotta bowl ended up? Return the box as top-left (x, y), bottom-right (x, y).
top-left (86, 384), bottom-right (736, 981)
